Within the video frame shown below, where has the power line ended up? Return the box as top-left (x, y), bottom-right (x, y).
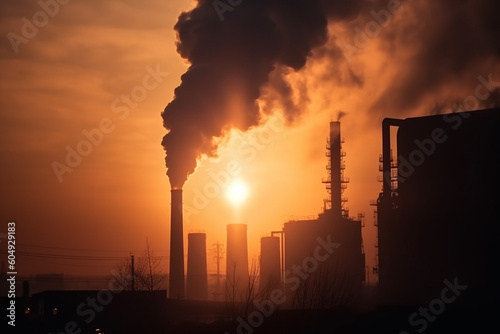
top-left (18, 256), bottom-right (119, 268)
top-left (17, 243), bottom-right (170, 254)
top-left (1, 250), bottom-right (124, 261)
top-left (18, 243), bottom-right (141, 253)
top-left (0, 250), bottom-right (169, 262)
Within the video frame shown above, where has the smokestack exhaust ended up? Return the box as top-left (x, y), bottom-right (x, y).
top-left (169, 188), bottom-right (185, 299)
top-left (330, 121), bottom-right (342, 221)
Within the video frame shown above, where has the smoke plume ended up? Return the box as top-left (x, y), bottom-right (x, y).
top-left (362, 0), bottom-right (500, 112)
top-left (161, 0), bottom-right (500, 187)
top-left (161, 0), bottom-right (364, 188)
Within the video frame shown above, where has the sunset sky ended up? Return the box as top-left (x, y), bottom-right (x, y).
top-left (1, 0), bottom-right (499, 281)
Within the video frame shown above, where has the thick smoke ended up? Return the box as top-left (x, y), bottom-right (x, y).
top-left (161, 0), bottom-right (363, 188)
top-left (366, 0), bottom-right (500, 112)
top-left (161, 0), bottom-right (500, 187)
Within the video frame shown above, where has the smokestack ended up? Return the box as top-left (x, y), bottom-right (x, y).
top-left (330, 121), bottom-right (342, 221)
top-left (226, 224), bottom-right (249, 301)
top-left (169, 189), bottom-right (185, 299)
top-left (186, 233), bottom-right (208, 300)
top-left (260, 236), bottom-right (281, 292)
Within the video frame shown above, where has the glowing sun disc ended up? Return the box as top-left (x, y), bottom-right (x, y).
top-left (225, 180), bottom-right (249, 206)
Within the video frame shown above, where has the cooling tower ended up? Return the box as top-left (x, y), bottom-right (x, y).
top-left (226, 224), bottom-right (249, 300)
top-left (186, 233), bottom-right (208, 300)
top-left (169, 189), bottom-right (185, 299)
top-left (260, 236), bottom-right (281, 292)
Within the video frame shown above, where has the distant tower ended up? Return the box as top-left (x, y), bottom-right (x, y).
top-left (226, 224), bottom-right (249, 301)
top-left (186, 233), bottom-right (208, 300)
top-left (260, 236), bottom-right (281, 293)
top-left (323, 121), bottom-right (349, 219)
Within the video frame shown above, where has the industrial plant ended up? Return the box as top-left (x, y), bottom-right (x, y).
top-left (11, 109), bottom-right (498, 333)
top-left (160, 108), bottom-right (499, 332)
top-left (166, 120), bottom-right (366, 309)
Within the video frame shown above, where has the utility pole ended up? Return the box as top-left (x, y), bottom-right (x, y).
top-left (211, 242), bottom-right (224, 300)
top-left (131, 254), bottom-right (135, 292)
top-left (366, 265), bottom-right (370, 287)
top-left (216, 242), bottom-right (220, 288)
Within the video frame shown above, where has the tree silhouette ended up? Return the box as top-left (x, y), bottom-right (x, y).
top-left (290, 259), bottom-right (357, 309)
top-left (115, 238), bottom-right (166, 291)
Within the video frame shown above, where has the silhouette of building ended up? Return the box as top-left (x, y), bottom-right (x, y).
top-left (283, 212), bottom-right (365, 309)
top-left (375, 108), bottom-right (500, 306)
top-left (25, 290), bottom-right (168, 333)
top-left (267, 121), bottom-right (365, 309)
top-left (30, 273), bottom-right (65, 295)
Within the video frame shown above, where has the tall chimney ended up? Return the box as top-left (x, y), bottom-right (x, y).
top-left (330, 122), bottom-right (342, 221)
top-left (169, 189), bottom-right (185, 299)
top-left (186, 233), bottom-right (208, 300)
top-left (226, 224), bottom-right (249, 301)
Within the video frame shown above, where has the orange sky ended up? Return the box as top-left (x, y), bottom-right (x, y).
top-left (1, 0), bottom-right (499, 283)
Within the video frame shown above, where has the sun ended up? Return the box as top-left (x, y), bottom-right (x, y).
top-left (225, 179), bottom-right (249, 206)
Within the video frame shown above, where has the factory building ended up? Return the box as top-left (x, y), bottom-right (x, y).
top-left (262, 121), bottom-right (366, 309)
top-left (375, 108), bottom-right (500, 307)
